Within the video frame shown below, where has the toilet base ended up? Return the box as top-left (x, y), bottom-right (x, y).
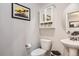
top-left (31, 48), bottom-right (49, 56)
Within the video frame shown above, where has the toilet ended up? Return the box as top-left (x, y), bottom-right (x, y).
top-left (31, 39), bottom-right (52, 56)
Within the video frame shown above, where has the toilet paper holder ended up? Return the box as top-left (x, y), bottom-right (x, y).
top-left (25, 43), bottom-right (32, 48)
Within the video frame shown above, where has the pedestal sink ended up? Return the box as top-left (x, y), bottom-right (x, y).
top-left (61, 38), bottom-right (79, 56)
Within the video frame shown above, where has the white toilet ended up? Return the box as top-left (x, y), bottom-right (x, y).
top-left (31, 39), bottom-right (52, 56)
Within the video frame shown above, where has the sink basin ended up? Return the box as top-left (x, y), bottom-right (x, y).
top-left (61, 38), bottom-right (79, 49)
top-left (60, 38), bottom-right (79, 56)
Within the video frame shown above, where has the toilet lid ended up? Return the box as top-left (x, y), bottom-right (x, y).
top-left (31, 48), bottom-right (47, 56)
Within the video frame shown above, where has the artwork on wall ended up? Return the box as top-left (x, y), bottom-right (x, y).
top-left (12, 3), bottom-right (30, 21)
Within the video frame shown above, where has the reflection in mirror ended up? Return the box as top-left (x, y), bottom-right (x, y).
top-left (69, 21), bottom-right (79, 28)
top-left (68, 11), bottom-right (79, 21)
top-left (46, 7), bottom-right (51, 21)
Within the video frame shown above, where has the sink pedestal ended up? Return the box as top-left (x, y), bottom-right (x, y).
top-left (60, 39), bottom-right (79, 56)
top-left (69, 48), bottom-right (78, 56)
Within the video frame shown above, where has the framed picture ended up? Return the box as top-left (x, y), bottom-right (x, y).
top-left (12, 3), bottom-right (30, 21)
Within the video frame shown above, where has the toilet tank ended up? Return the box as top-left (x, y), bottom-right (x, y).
top-left (40, 39), bottom-right (52, 51)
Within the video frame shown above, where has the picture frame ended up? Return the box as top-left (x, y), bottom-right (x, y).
top-left (11, 3), bottom-right (30, 21)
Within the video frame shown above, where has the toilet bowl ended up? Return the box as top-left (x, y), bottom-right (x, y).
top-left (31, 39), bottom-right (52, 56)
top-left (31, 48), bottom-right (47, 56)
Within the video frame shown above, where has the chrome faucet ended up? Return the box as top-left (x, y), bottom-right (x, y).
top-left (70, 31), bottom-right (79, 41)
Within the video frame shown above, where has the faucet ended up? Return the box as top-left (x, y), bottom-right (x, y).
top-left (71, 31), bottom-right (79, 36)
top-left (70, 31), bottom-right (79, 41)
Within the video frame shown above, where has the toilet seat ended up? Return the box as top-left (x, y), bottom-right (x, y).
top-left (31, 48), bottom-right (47, 56)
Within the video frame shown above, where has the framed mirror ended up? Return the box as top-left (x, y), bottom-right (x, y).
top-left (68, 11), bottom-right (79, 28)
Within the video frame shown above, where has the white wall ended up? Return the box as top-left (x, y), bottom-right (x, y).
top-left (39, 3), bottom-right (69, 55)
top-left (0, 3), bottom-right (40, 56)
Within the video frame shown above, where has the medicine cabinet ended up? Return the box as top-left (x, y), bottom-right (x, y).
top-left (39, 5), bottom-right (55, 28)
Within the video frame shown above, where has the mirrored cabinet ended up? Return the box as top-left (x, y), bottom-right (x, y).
top-left (39, 5), bottom-right (55, 28)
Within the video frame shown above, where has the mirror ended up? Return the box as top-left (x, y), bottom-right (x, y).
top-left (68, 11), bottom-right (79, 28)
top-left (46, 7), bottom-right (51, 21)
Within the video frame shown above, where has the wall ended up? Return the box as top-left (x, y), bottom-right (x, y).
top-left (39, 3), bottom-right (69, 55)
top-left (0, 3), bottom-right (40, 56)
